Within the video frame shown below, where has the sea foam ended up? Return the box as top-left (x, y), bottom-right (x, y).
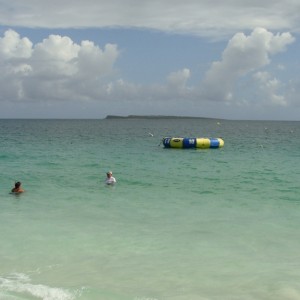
top-left (0, 273), bottom-right (74, 300)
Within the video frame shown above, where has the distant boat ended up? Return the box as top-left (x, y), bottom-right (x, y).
top-left (162, 137), bottom-right (224, 149)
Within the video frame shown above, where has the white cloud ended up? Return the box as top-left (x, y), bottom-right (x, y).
top-left (201, 28), bottom-right (295, 104)
top-left (0, 27), bottom-right (297, 119)
top-left (167, 68), bottom-right (190, 90)
top-left (77, 42), bottom-right (119, 78)
top-left (1, 0), bottom-right (300, 38)
top-left (0, 29), bottom-right (32, 59)
top-left (0, 29), bottom-right (193, 106)
top-left (32, 35), bottom-right (80, 78)
top-left (0, 30), bottom-right (120, 102)
top-left (253, 71), bottom-right (286, 106)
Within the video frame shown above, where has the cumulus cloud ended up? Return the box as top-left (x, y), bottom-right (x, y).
top-left (167, 68), bottom-right (191, 90)
top-left (201, 28), bottom-right (295, 104)
top-left (253, 71), bottom-right (286, 106)
top-left (0, 27), bottom-right (297, 119)
top-left (0, 29), bottom-right (194, 106)
top-left (0, 29), bottom-right (119, 102)
top-left (0, 29), bottom-right (32, 59)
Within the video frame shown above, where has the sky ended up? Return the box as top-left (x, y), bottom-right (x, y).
top-left (0, 0), bottom-right (300, 120)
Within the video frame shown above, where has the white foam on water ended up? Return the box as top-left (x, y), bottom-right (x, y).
top-left (0, 273), bottom-right (75, 300)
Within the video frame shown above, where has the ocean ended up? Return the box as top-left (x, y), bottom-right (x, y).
top-left (0, 118), bottom-right (299, 300)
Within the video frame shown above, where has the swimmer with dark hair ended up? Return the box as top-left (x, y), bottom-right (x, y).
top-left (11, 181), bottom-right (24, 193)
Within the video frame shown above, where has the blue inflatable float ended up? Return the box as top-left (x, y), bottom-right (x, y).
top-left (162, 137), bottom-right (224, 149)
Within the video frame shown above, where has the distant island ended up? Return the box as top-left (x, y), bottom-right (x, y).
top-left (105, 115), bottom-right (222, 120)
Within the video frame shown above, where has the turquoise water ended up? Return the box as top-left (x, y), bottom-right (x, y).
top-left (0, 118), bottom-right (299, 300)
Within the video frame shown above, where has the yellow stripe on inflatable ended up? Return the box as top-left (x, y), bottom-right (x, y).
top-left (170, 138), bottom-right (183, 148)
top-left (196, 138), bottom-right (211, 149)
top-left (217, 138), bottom-right (224, 147)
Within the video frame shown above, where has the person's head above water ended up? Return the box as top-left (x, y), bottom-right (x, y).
top-left (15, 181), bottom-right (21, 188)
top-left (105, 171), bottom-right (116, 185)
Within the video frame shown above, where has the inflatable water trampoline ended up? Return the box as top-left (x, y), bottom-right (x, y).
top-left (162, 137), bottom-right (224, 149)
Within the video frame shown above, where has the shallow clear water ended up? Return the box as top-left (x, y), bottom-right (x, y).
top-left (0, 118), bottom-right (299, 300)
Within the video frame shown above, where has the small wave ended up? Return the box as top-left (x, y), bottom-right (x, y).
top-left (0, 273), bottom-right (75, 300)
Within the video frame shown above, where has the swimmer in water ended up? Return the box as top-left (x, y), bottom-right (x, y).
top-left (11, 181), bottom-right (25, 193)
top-left (105, 171), bottom-right (116, 185)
